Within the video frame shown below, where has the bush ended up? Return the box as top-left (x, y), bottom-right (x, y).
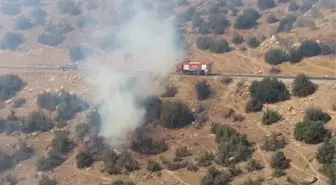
top-left (111, 180), bottom-right (135, 185)
top-left (267, 14), bottom-right (279, 24)
top-left (0, 32), bottom-right (24, 50)
top-left (261, 133), bottom-right (286, 151)
top-left (201, 166), bottom-right (232, 185)
top-left (0, 174), bottom-right (18, 185)
top-left (12, 97), bottom-right (25, 108)
top-left (264, 49), bottom-right (289, 65)
top-left (0, 150), bottom-right (14, 173)
top-left (257, 0), bottom-right (276, 10)
top-left (246, 159), bottom-right (262, 172)
top-left (246, 36), bottom-right (260, 48)
top-left (36, 153), bottom-right (64, 172)
top-left (161, 85), bottom-right (177, 98)
top-left (292, 73), bottom-right (317, 97)
top-left (30, 8), bottom-right (47, 25)
top-left (196, 37), bottom-right (215, 50)
top-left (220, 76), bottom-right (233, 84)
top-left (24, 111), bottom-right (54, 133)
top-left (142, 96), bottom-right (162, 120)
top-left (131, 136), bottom-right (168, 155)
top-left (147, 160), bottom-right (162, 172)
top-left (288, 47), bottom-right (303, 63)
top-left (191, 13), bottom-right (203, 27)
top-left (0, 74), bottom-right (24, 100)
top-left (57, 0), bottom-right (81, 15)
top-left (288, 2), bottom-right (299, 11)
top-left (38, 33), bottom-right (65, 46)
top-left (16, 16), bottom-right (35, 30)
top-left (207, 14), bottom-right (231, 34)
top-left (304, 108), bottom-right (331, 123)
top-left (262, 110), bottom-right (281, 125)
top-left (175, 146), bottom-right (192, 158)
top-left (69, 45), bottom-right (93, 62)
top-left (277, 14), bottom-right (297, 32)
top-left (187, 162), bottom-right (199, 171)
top-left (249, 77), bottom-right (290, 103)
top-left (77, 16), bottom-right (98, 29)
top-left (270, 151), bottom-right (290, 170)
top-left (319, 43), bottom-right (333, 55)
top-left (234, 12), bottom-right (259, 30)
top-left (301, 40), bottom-right (321, 57)
top-left (50, 131), bottom-right (73, 155)
top-left (240, 178), bottom-right (263, 185)
top-left (215, 125), bottom-right (252, 165)
top-left (316, 136), bottom-right (335, 164)
top-left (232, 35), bottom-right (244, 44)
top-left (159, 101), bottom-right (194, 128)
top-left (197, 151), bottom-right (214, 167)
top-left (37, 90), bottom-right (89, 120)
top-left (45, 19), bottom-right (74, 35)
top-left (294, 120), bottom-right (327, 144)
top-left (1, 3), bottom-right (21, 16)
top-left (38, 175), bottom-right (57, 185)
top-left (209, 39), bottom-right (231, 53)
top-left (103, 150), bottom-right (139, 175)
top-left (76, 152), bottom-right (93, 169)
top-left (322, 164), bottom-right (336, 185)
top-left (195, 80), bottom-right (211, 100)
top-left (245, 98), bottom-right (263, 113)
top-left (177, 0), bottom-right (188, 6)
top-left (167, 161), bottom-right (187, 171)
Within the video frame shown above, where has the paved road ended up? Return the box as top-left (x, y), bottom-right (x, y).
top-left (0, 65), bottom-right (335, 82)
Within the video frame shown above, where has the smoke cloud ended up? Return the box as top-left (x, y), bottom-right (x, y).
top-left (82, 0), bottom-right (184, 141)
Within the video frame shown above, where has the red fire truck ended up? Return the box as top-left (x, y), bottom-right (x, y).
top-left (175, 60), bottom-right (211, 75)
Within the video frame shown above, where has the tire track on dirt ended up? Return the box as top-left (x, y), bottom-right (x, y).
top-left (164, 170), bottom-right (191, 185)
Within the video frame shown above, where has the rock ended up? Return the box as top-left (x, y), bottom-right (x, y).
top-left (32, 132), bottom-right (39, 137)
top-left (20, 133), bottom-right (28, 139)
top-left (303, 177), bottom-right (317, 184)
top-left (180, 132), bottom-right (184, 136)
top-left (5, 99), bottom-right (12, 104)
top-left (36, 171), bottom-right (44, 178)
top-left (267, 176), bottom-right (273, 180)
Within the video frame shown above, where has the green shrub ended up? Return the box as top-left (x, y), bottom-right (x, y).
top-left (0, 150), bottom-right (14, 173)
top-left (75, 152), bottom-right (94, 168)
top-left (103, 150), bottom-right (139, 175)
top-left (262, 110), bottom-right (281, 125)
top-left (288, 47), bottom-right (303, 63)
top-left (38, 33), bottom-right (65, 46)
top-left (294, 120), bottom-right (327, 144)
top-left (249, 77), bottom-right (290, 103)
top-left (201, 166), bottom-right (232, 185)
top-left (147, 160), bottom-right (162, 172)
top-left (243, 8), bottom-right (260, 20)
top-left (24, 111), bottom-right (54, 133)
top-left (240, 178), bottom-right (263, 185)
top-left (270, 151), bottom-right (290, 170)
top-left (264, 49), bottom-right (289, 65)
top-left (131, 136), bottom-right (168, 155)
top-left (167, 161), bottom-right (187, 171)
top-left (232, 35), bottom-right (244, 44)
top-left (69, 45), bottom-right (93, 62)
top-left (12, 97), bottom-right (25, 108)
top-left (245, 98), bottom-right (263, 113)
top-left (261, 133), bottom-right (286, 151)
top-left (301, 40), bottom-right (321, 57)
top-left (215, 125), bottom-right (252, 165)
top-left (267, 14), bottom-right (279, 24)
top-left (38, 175), bottom-right (57, 185)
top-left (195, 80), bottom-right (211, 100)
top-left (0, 74), bottom-right (25, 100)
top-left (1, 174), bottom-right (18, 185)
top-left (191, 13), bottom-right (203, 27)
top-left (320, 43), bottom-right (333, 55)
top-left (186, 162), bottom-right (199, 171)
top-left (45, 19), bottom-right (74, 35)
top-left (142, 96), bottom-right (162, 119)
top-left (16, 16), bottom-right (35, 30)
top-left (196, 37), bottom-right (215, 50)
top-left (0, 32), bottom-right (24, 50)
top-left (159, 101), bottom-right (194, 128)
top-left (36, 153), bottom-right (64, 172)
top-left (197, 151), bottom-right (214, 167)
top-left (1, 3), bottom-right (21, 16)
top-left (161, 85), bottom-right (178, 98)
top-left (246, 159), bottom-right (263, 172)
top-left (210, 39), bottom-right (231, 53)
top-left (111, 180), bottom-right (135, 185)
top-left (50, 131), bottom-right (73, 155)
top-left (277, 14), bottom-right (297, 32)
top-left (175, 146), bottom-right (192, 158)
top-left (57, 0), bottom-right (81, 15)
top-left (234, 11), bottom-right (259, 30)
top-left (322, 164), bottom-right (336, 185)
top-left (77, 16), bottom-right (98, 29)
top-left (288, 2), bottom-right (299, 11)
top-left (292, 73), bottom-right (317, 97)
top-left (316, 136), bottom-right (335, 164)
top-left (257, 0), bottom-right (276, 10)
top-left (207, 14), bottom-right (231, 34)
top-left (30, 8), bottom-right (47, 25)
top-left (246, 36), bottom-right (260, 48)
top-left (304, 108), bottom-right (331, 123)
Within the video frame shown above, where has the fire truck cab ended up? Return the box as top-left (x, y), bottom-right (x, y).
top-left (175, 60), bottom-right (211, 75)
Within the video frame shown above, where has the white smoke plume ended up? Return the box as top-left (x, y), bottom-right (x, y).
top-left (82, 0), bottom-right (184, 141)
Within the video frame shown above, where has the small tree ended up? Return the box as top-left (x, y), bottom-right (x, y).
top-left (13, 97), bottom-right (26, 108)
top-left (201, 167), bottom-right (232, 185)
top-left (288, 2), bottom-right (299, 11)
top-left (257, 0), bottom-right (276, 10)
top-left (304, 108), bottom-right (331, 123)
top-left (24, 111), bottom-right (54, 133)
top-left (175, 146), bottom-right (192, 158)
top-left (30, 8), bottom-right (47, 25)
top-left (1, 4), bottom-right (21, 16)
top-left (270, 151), bottom-right (290, 170)
top-left (38, 33), bottom-right (65, 47)
top-left (0, 32), bottom-right (24, 50)
top-left (69, 45), bottom-right (93, 62)
top-left (247, 36), bottom-right (260, 48)
top-left (245, 98), bottom-right (263, 113)
top-left (316, 136), bottom-right (335, 164)
top-left (243, 8), bottom-right (260, 20)
top-left (50, 131), bottom-right (73, 155)
top-left (277, 14), bottom-right (297, 32)
top-left (111, 180), bottom-right (135, 185)
top-left (288, 47), bottom-right (303, 63)
top-left (57, 0), bottom-right (81, 15)
top-left (294, 120), bottom-right (327, 144)
top-left (249, 77), bottom-right (290, 103)
top-left (147, 160), bottom-right (162, 172)
top-left (16, 16), bottom-right (35, 30)
top-left (195, 80), bottom-right (211, 100)
top-left (209, 39), bottom-right (231, 53)
top-left (196, 37), bottom-right (215, 50)
top-left (246, 159), bottom-right (263, 172)
top-left (292, 74), bottom-right (317, 97)
top-left (0, 74), bottom-right (25, 100)
top-left (264, 49), bottom-right (288, 65)
top-left (38, 175), bottom-right (57, 185)
top-left (320, 43), bottom-right (333, 55)
top-left (262, 110), bottom-right (281, 125)
top-left (261, 133), bottom-right (286, 151)
top-left (160, 101), bottom-right (194, 128)
top-left (197, 151), bottom-right (214, 167)
top-left (36, 153), bottom-right (64, 172)
top-left (267, 14), bottom-right (279, 24)
top-left (232, 35), bottom-right (244, 45)
top-left (76, 152), bottom-right (93, 168)
top-left (301, 40), bottom-right (321, 57)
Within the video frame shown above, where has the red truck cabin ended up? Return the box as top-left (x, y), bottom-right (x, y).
top-left (176, 61), bottom-right (211, 75)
